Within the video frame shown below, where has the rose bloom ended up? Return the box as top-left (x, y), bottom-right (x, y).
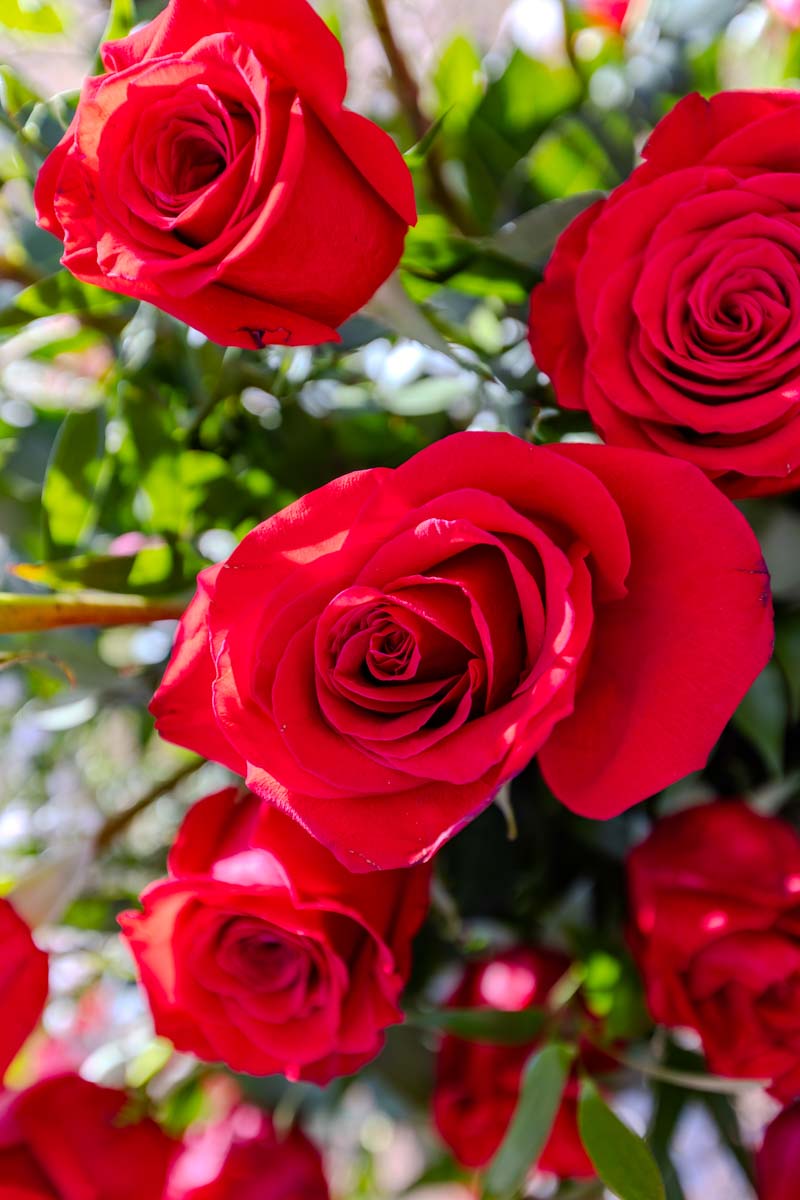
top-left (757, 1101), bottom-right (800, 1200)
top-left (34, 0), bottom-right (415, 349)
top-left (581, 0), bottom-right (630, 30)
top-left (433, 948), bottom-right (601, 1178)
top-left (767, 0), bottom-right (800, 28)
top-left (168, 1104), bottom-right (328, 1200)
top-left (0, 898), bottom-right (48, 1082)
top-left (0, 1074), bottom-right (175, 1199)
top-left (627, 801), bottom-right (800, 1099)
top-left (530, 90), bottom-right (800, 496)
top-left (151, 430), bottom-right (772, 870)
top-left (120, 787), bottom-right (430, 1082)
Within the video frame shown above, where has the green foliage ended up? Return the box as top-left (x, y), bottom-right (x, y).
top-left (42, 407), bottom-right (110, 557)
top-left (0, 0), bottom-right (64, 33)
top-left (734, 662), bottom-right (788, 776)
top-left (410, 1006), bottom-right (546, 1043)
top-left (578, 1080), bottom-right (666, 1200)
top-left (484, 1044), bottom-right (575, 1198)
top-left (0, 274), bottom-right (131, 333)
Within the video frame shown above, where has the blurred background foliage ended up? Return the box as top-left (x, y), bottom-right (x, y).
top-left (1, 0), bottom-right (800, 1197)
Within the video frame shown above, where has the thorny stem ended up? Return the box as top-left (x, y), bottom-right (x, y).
top-left (363, 0), bottom-right (481, 235)
top-left (95, 757), bottom-right (203, 851)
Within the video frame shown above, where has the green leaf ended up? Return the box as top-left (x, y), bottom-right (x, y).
top-left (11, 544), bottom-right (204, 597)
top-left (404, 111), bottom-right (450, 170)
top-left (409, 1006), bottom-right (546, 1044)
top-left (484, 1043), bottom-right (574, 1198)
top-left (578, 1079), bottom-right (666, 1200)
top-left (775, 611), bottom-right (800, 721)
top-left (138, 450), bottom-right (229, 537)
top-left (42, 408), bottom-right (111, 557)
top-left (434, 36), bottom-right (484, 133)
top-left (480, 192), bottom-right (604, 271)
top-left (0, 66), bottom-right (41, 119)
top-left (0, 0), bottom-right (64, 34)
top-left (734, 662), bottom-right (787, 776)
top-left (0, 272), bottom-right (129, 332)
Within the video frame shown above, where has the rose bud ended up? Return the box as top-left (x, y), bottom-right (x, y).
top-left (120, 787), bottom-right (430, 1082)
top-left (0, 1073), bottom-right (176, 1199)
top-left (150, 430), bottom-right (772, 870)
top-left (34, 0), bottom-right (415, 349)
top-left (530, 90), bottom-right (800, 496)
top-left (0, 897), bottom-right (49, 1083)
top-left (167, 1103), bottom-right (329, 1200)
top-left (627, 801), bottom-right (800, 1099)
top-left (433, 947), bottom-right (608, 1179)
top-left (757, 1101), bottom-right (800, 1200)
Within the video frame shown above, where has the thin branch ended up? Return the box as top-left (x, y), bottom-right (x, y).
top-left (363, 0), bottom-right (480, 234)
top-left (95, 757), bottom-right (203, 851)
top-left (0, 591), bottom-right (187, 634)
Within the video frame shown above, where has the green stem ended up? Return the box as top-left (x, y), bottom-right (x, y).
top-left (0, 591), bottom-right (187, 634)
top-left (95, 758), bottom-right (203, 850)
top-left (363, 0), bottom-right (480, 234)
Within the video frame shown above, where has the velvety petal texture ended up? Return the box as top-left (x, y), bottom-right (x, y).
top-left (627, 801), bottom-right (800, 1098)
top-left (151, 430), bottom-right (773, 870)
top-left (432, 948), bottom-right (604, 1178)
top-left (33, 0), bottom-right (414, 349)
top-left (757, 1101), bottom-right (800, 1200)
top-left (120, 787), bottom-right (431, 1082)
top-left (529, 90), bottom-right (800, 496)
top-left (0, 1074), bottom-right (176, 1199)
top-left (0, 899), bottom-right (48, 1084)
top-left (167, 1104), bottom-right (329, 1200)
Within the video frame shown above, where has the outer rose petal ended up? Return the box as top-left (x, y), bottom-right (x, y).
top-left (538, 445), bottom-right (773, 817)
top-left (758, 1102), bottom-right (800, 1200)
top-left (642, 90), bottom-right (800, 174)
top-left (0, 899), bottom-right (49, 1082)
top-left (167, 1107), bottom-right (329, 1200)
top-left (3, 1074), bottom-right (176, 1200)
top-left (150, 566), bottom-right (246, 775)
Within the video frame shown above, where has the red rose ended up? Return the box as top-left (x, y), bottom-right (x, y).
top-left (120, 787), bottom-right (430, 1082)
top-left (757, 1101), bottom-right (800, 1200)
top-left (581, 0), bottom-right (630, 30)
top-left (168, 1104), bottom-right (328, 1200)
top-left (0, 898), bottom-right (48, 1083)
top-left (432, 948), bottom-right (598, 1179)
top-left (151, 430), bottom-right (772, 870)
top-left (0, 1074), bottom-right (176, 1199)
top-left (529, 90), bottom-right (800, 497)
top-left (34, 0), bottom-right (414, 350)
top-left (627, 801), bottom-right (800, 1098)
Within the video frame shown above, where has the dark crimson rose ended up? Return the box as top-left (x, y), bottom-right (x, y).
top-left (627, 801), bottom-right (800, 1099)
top-left (529, 90), bottom-right (800, 497)
top-left (0, 898), bottom-right (48, 1084)
top-left (34, 0), bottom-right (414, 350)
top-left (757, 1101), bottom-right (800, 1200)
top-left (168, 1104), bottom-right (328, 1200)
top-left (0, 1074), bottom-right (176, 1199)
top-left (120, 787), bottom-right (430, 1082)
top-left (433, 948), bottom-right (599, 1178)
top-left (151, 430), bottom-right (772, 870)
